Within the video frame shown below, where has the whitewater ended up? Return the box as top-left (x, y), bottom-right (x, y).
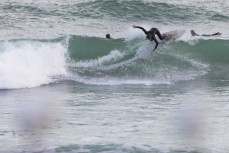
top-left (0, 0), bottom-right (229, 153)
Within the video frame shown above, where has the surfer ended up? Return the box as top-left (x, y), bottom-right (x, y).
top-left (191, 30), bottom-right (222, 37)
top-left (132, 25), bottom-right (165, 51)
top-left (202, 32), bottom-right (222, 36)
top-left (190, 30), bottom-right (199, 36)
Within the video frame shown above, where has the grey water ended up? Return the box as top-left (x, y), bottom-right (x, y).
top-left (0, 0), bottom-right (229, 153)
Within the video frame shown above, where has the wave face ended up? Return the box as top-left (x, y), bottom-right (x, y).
top-left (67, 36), bottom-right (210, 86)
top-left (68, 35), bottom-right (229, 84)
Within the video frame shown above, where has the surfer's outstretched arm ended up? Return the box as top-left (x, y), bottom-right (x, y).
top-left (132, 25), bottom-right (148, 35)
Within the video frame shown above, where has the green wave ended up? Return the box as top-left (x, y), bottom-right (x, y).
top-left (170, 39), bottom-right (229, 64)
top-left (67, 35), bottom-right (229, 64)
top-left (1, 36), bottom-right (228, 86)
top-left (67, 35), bottom-right (126, 60)
top-left (66, 35), bottom-right (229, 83)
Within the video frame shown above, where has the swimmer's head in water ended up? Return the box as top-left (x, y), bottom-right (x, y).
top-left (191, 30), bottom-right (199, 36)
top-left (106, 34), bottom-right (111, 39)
top-left (191, 30), bottom-right (195, 35)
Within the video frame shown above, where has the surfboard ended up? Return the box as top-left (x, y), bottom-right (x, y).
top-left (160, 30), bottom-right (185, 44)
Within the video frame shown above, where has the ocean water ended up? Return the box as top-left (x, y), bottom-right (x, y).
top-left (0, 0), bottom-right (229, 153)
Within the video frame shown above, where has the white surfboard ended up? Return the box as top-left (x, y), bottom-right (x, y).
top-left (160, 30), bottom-right (185, 44)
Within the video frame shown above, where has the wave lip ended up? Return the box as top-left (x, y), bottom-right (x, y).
top-left (0, 41), bottom-right (67, 89)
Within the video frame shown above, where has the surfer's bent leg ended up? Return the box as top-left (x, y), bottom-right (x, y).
top-left (155, 30), bottom-right (165, 40)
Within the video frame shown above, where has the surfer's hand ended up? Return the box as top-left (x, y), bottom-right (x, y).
top-left (132, 25), bottom-right (136, 28)
top-left (153, 49), bottom-right (156, 52)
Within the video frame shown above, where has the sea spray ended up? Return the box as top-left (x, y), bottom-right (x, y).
top-left (0, 41), bottom-right (67, 89)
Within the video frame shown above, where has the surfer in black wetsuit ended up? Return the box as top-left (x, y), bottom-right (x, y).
top-left (191, 30), bottom-right (222, 37)
top-left (133, 25), bottom-right (165, 51)
top-left (202, 32), bottom-right (222, 36)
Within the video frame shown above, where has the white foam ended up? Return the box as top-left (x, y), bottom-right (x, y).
top-left (69, 75), bottom-right (171, 86)
top-left (70, 50), bottom-right (125, 68)
top-left (125, 27), bottom-right (147, 42)
top-left (0, 41), bottom-right (67, 89)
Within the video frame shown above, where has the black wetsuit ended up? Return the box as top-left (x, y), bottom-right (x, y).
top-left (135, 26), bottom-right (165, 49)
top-left (202, 32), bottom-right (220, 37)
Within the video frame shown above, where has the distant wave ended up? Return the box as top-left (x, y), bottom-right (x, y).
top-left (2, 0), bottom-right (228, 24)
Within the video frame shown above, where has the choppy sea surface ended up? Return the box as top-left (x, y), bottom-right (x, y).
top-left (0, 0), bottom-right (229, 153)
